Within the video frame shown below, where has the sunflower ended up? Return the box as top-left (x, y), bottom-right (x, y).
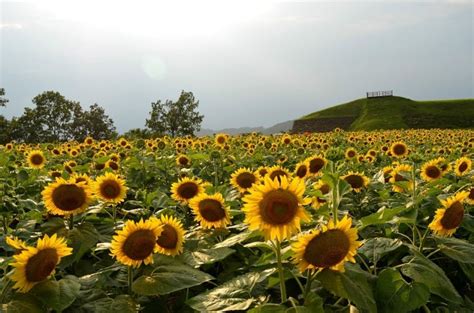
top-left (153, 215), bottom-right (185, 256)
top-left (94, 173), bottom-right (127, 204)
top-left (215, 133), bottom-right (228, 146)
top-left (466, 187), bottom-right (474, 205)
top-left (176, 154), bottom-right (191, 167)
top-left (26, 150), bottom-right (46, 169)
top-left (189, 193), bottom-right (231, 229)
top-left (42, 178), bottom-right (93, 216)
top-left (110, 218), bottom-right (162, 267)
top-left (421, 159), bottom-right (443, 182)
top-left (454, 157), bottom-right (471, 176)
top-left (242, 176), bottom-right (311, 241)
top-left (84, 136), bottom-right (94, 145)
top-left (382, 166), bottom-right (394, 183)
top-left (255, 166), bottom-right (269, 180)
top-left (341, 171), bottom-right (369, 193)
top-left (312, 180), bottom-right (331, 209)
top-left (434, 157), bottom-right (451, 174)
top-left (390, 142), bottom-right (408, 158)
top-left (105, 159), bottom-right (120, 171)
top-left (389, 164), bottom-right (413, 193)
top-left (292, 215), bottom-right (360, 272)
top-left (294, 161), bottom-right (309, 179)
top-left (305, 155), bottom-right (327, 176)
top-left (71, 173), bottom-right (92, 186)
top-left (266, 165), bottom-right (291, 182)
top-left (230, 168), bottom-right (258, 193)
top-left (171, 177), bottom-right (206, 203)
top-left (429, 191), bottom-right (469, 237)
top-left (345, 148), bottom-right (357, 160)
top-left (10, 234), bottom-right (72, 293)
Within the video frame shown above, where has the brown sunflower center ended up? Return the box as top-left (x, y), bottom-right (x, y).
top-left (30, 154), bottom-right (44, 165)
top-left (303, 229), bottom-right (350, 268)
top-left (296, 165), bottom-right (308, 178)
top-left (458, 162), bottom-right (468, 173)
top-left (259, 189), bottom-right (299, 225)
top-left (236, 172), bottom-right (256, 189)
top-left (469, 188), bottom-right (474, 201)
top-left (217, 136), bottom-right (225, 144)
top-left (347, 150), bottom-right (356, 158)
top-left (25, 248), bottom-right (58, 282)
top-left (108, 161), bottom-right (119, 170)
top-left (177, 182), bottom-right (199, 200)
top-left (394, 173), bottom-right (406, 182)
top-left (440, 201), bottom-right (464, 230)
top-left (178, 157), bottom-right (189, 166)
top-left (344, 175), bottom-right (365, 189)
top-left (319, 184), bottom-right (330, 195)
top-left (52, 184), bottom-right (87, 211)
top-left (100, 180), bottom-right (121, 199)
top-left (309, 158), bottom-right (325, 174)
top-left (198, 199), bottom-right (226, 222)
top-left (392, 144), bottom-right (406, 156)
top-left (157, 224), bottom-right (178, 249)
top-left (269, 170), bottom-right (288, 181)
top-left (122, 229), bottom-right (156, 260)
top-left (425, 165), bottom-right (441, 179)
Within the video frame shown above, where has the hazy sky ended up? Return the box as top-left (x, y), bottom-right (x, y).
top-left (1, 0), bottom-right (472, 133)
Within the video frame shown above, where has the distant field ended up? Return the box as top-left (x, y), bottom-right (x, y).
top-left (297, 96), bottom-right (474, 131)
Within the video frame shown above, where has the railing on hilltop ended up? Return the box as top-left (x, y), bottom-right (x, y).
top-left (366, 90), bottom-right (393, 98)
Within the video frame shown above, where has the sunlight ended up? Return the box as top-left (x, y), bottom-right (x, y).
top-left (37, 0), bottom-right (273, 38)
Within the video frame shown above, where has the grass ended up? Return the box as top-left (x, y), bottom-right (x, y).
top-left (298, 96), bottom-right (474, 130)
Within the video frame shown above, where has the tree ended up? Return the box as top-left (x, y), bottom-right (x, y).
top-left (71, 104), bottom-right (117, 141)
top-left (0, 88), bottom-right (8, 107)
top-left (146, 90), bottom-right (204, 137)
top-left (8, 91), bottom-right (117, 143)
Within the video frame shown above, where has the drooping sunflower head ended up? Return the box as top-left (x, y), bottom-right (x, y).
top-left (230, 168), bottom-right (258, 193)
top-left (94, 173), bottom-right (127, 204)
top-left (390, 142), bottom-right (409, 158)
top-left (153, 215), bottom-right (185, 256)
top-left (171, 177), bottom-right (206, 203)
top-left (341, 171), bottom-right (370, 193)
top-left (305, 155), bottom-right (327, 176)
top-left (421, 159), bottom-right (443, 182)
top-left (176, 154), bottom-right (191, 167)
top-left (10, 234), bottom-right (72, 293)
top-left (189, 193), bottom-right (231, 229)
top-left (110, 218), bottom-right (162, 267)
top-left (429, 191), bottom-right (469, 237)
top-left (242, 176), bottom-right (311, 241)
top-left (42, 178), bottom-right (93, 216)
top-left (294, 161), bottom-right (309, 179)
top-left (292, 215), bottom-right (361, 273)
top-left (389, 164), bottom-right (413, 193)
top-left (26, 150), bottom-right (46, 169)
top-left (312, 179), bottom-right (331, 209)
top-left (454, 157), bottom-right (472, 176)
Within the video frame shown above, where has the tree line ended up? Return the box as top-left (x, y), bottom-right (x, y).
top-left (0, 88), bottom-right (204, 144)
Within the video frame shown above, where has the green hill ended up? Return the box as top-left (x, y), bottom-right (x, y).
top-left (295, 96), bottom-right (474, 131)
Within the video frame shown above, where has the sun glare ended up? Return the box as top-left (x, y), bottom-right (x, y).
top-left (37, 0), bottom-right (273, 38)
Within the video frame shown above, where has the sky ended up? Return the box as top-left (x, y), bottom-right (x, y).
top-left (1, 0), bottom-right (473, 133)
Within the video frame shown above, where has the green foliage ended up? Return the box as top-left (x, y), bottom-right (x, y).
top-left (146, 90), bottom-right (204, 137)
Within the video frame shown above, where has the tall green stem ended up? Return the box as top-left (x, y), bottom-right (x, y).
top-left (68, 214), bottom-right (74, 230)
top-left (332, 180), bottom-right (339, 223)
top-left (2, 216), bottom-right (8, 235)
top-left (275, 240), bottom-right (287, 303)
top-left (128, 266), bottom-right (133, 295)
top-left (303, 270), bottom-right (314, 303)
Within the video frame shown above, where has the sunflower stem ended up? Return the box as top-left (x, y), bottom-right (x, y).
top-left (68, 215), bottom-right (74, 230)
top-left (274, 240), bottom-right (287, 303)
top-left (418, 228), bottom-right (430, 251)
top-left (2, 216), bottom-right (8, 235)
top-left (112, 206), bottom-right (117, 225)
top-left (303, 270), bottom-right (314, 303)
top-left (128, 266), bottom-right (133, 295)
top-left (332, 179), bottom-right (339, 223)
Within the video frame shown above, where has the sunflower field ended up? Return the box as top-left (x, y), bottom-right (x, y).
top-left (1, 129), bottom-right (473, 313)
